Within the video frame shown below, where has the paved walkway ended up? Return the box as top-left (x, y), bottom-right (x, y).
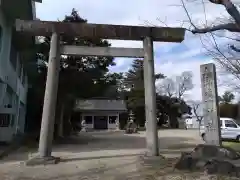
top-left (0, 130), bottom-right (205, 180)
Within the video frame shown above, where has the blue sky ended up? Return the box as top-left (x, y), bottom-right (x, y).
top-left (35, 0), bottom-right (234, 100)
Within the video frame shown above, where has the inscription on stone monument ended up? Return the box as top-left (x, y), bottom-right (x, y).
top-left (200, 63), bottom-right (221, 146)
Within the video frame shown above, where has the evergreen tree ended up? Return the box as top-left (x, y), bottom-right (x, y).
top-left (25, 9), bottom-right (121, 136)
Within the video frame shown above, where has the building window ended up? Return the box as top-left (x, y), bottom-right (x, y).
top-left (109, 116), bottom-right (117, 124)
top-left (10, 115), bottom-right (14, 127)
top-left (18, 62), bottom-right (23, 78)
top-left (84, 116), bottom-right (92, 124)
top-left (0, 26), bottom-right (2, 52)
top-left (0, 114), bottom-right (11, 127)
top-left (10, 44), bottom-right (17, 70)
top-left (22, 70), bottom-right (26, 85)
top-left (20, 71), bottom-right (27, 87)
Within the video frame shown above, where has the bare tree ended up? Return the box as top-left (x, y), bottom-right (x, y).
top-left (176, 71), bottom-right (194, 98)
top-left (158, 77), bottom-right (175, 97)
top-left (188, 100), bottom-right (204, 131)
top-left (179, 0), bottom-right (240, 90)
top-left (157, 71), bottom-right (194, 98)
top-left (192, 101), bottom-right (204, 122)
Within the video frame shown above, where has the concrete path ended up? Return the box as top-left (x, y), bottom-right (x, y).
top-left (0, 129), bottom-right (204, 180)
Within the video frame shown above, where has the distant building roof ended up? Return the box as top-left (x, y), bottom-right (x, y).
top-left (74, 99), bottom-right (127, 112)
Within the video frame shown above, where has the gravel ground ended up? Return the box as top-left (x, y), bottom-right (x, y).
top-left (0, 129), bottom-right (223, 180)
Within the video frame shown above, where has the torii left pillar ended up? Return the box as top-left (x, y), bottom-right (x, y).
top-left (26, 32), bottom-right (61, 165)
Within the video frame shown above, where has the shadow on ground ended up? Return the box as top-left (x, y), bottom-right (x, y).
top-left (60, 153), bottom-right (142, 163)
top-left (52, 131), bottom-right (198, 152)
top-left (0, 131), bottom-right (200, 163)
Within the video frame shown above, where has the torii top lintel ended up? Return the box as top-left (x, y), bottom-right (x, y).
top-left (15, 19), bottom-right (185, 42)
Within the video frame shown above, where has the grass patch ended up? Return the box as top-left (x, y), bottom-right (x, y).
top-left (222, 141), bottom-right (240, 152)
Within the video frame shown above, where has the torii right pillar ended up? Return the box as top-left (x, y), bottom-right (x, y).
top-left (143, 37), bottom-right (159, 156)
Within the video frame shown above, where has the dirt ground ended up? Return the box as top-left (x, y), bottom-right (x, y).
top-left (0, 129), bottom-right (219, 180)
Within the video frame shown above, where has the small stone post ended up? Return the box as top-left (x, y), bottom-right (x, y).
top-left (81, 119), bottom-right (86, 132)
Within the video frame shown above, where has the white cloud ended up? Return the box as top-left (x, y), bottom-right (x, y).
top-left (35, 0), bottom-right (238, 101)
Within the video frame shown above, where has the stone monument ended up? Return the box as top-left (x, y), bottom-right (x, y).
top-left (200, 63), bottom-right (221, 146)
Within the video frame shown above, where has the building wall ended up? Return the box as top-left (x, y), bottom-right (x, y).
top-left (183, 116), bottom-right (201, 129)
top-left (75, 99), bottom-right (127, 112)
top-left (0, 7), bottom-right (29, 142)
top-left (81, 111), bottom-right (120, 130)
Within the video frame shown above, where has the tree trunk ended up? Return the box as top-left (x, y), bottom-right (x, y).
top-left (58, 104), bottom-right (64, 137)
top-left (67, 113), bottom-right (73, 134)
top-left (169, 116), bottom-right (179, 128)
top-left (221, 0), bottom-right (240, 26)
top-left (198, 121), bottom-right (201, 135)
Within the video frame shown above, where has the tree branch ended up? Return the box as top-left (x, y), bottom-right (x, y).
top-left (180, 0), bottom-right (240, 33)
top-left (230, 44), bottom-right (240, 52)
top-left (209, 0), bottom-right (240, 26)
top-left (167, 84), bottom-right (174, 97)
top-left (192, 23), bottom-right (240, 33)
top-left (178, 0), bottom-right (240, 90)
top-left (192, 103), bottom-right (203, 122)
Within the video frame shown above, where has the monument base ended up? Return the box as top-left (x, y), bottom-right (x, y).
top-left (174, 144), bottom-right (240, 177)
top-left (137, 153), bottom-right (166, 172)
top-left (144, 150), bottom-right (161, 156)
top-left (140, 152), bottom-right (165, 164)
top-left (25, 155), bottom-right (60, 166)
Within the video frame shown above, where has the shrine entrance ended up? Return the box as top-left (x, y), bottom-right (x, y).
top-left (15, 19), bottom-right (185, 165)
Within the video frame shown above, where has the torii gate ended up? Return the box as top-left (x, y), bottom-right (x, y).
top-left (15, 19), bottom-right (185, 165)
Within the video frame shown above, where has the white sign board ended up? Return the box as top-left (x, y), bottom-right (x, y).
top-left (200, 63), bottom-right (221, 146)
